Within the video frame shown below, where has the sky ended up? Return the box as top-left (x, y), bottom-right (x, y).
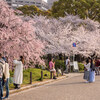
top-left (43, 0), bottom-right (47, 2)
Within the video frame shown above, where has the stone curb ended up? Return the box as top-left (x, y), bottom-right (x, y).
top-left (8, 75), bottom-right (67, 95)
top-left (4, 73), bottom-right (82, 95)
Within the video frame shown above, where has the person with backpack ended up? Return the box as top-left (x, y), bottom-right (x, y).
top-left (0, 53), bottom-right (6, 100)
top-left (2, 56), bottom-right (10, 99)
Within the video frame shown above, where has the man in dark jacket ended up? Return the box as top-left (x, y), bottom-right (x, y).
top-left (0, 53), bottom-right (5, 100)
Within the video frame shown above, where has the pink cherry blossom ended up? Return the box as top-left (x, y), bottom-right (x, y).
top-left (0, 1), bottom-right (45, 67)
top-left (32, 15), bottom-right (100, 57)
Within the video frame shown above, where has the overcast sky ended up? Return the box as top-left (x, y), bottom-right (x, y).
top-left (43, 0), bottom-right (47, 2)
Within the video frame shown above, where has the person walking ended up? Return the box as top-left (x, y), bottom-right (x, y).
top-left (0, 53), bottom-right (6, 100)
top-left (2, 56), bottom-right (10, 99)
top-left (89, 58), bottom-right (95, 83)
top-left (49, 58), bottom-right (57, 79)
top-left (65, 57), bottom-right (70, 73)
top-left (83, 59), bottom-right (90, 83)
top-left (13, 56), bottom-right (24, 89)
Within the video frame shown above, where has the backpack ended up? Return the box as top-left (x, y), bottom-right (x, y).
top-left (0, 61), bottom-right (4, 78)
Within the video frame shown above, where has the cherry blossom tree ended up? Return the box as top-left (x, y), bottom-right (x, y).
top-left (1, 0), bottom-right (99, 68)
top-left (0, 1), bottom-right (45, 66)
top-left (32, 15), bottom-right (100, 57)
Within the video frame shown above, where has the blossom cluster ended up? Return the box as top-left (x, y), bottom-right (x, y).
top-left (0, 1), bottom-right (45, 66)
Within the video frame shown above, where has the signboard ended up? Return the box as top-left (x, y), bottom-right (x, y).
top-left (70, 61), bottom-right (79, 72)
top-left (73, 61), bottom-right (79, 71)
top-left (73, 43), bottom-right (76, 47)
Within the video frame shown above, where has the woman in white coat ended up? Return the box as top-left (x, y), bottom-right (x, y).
top-left (13, 56), bottom-right (24, 89)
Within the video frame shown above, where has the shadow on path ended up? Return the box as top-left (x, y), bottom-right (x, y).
top-left (47, 76), bottom-right (100, 87)
top-left (46, 81), bottom-right (85, 87)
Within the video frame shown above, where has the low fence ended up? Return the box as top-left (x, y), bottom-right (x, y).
top-left (29, 68), bottom-right (64, 84)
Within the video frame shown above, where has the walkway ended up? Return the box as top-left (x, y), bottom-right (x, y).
top-left (9, 74), bottom-right (100, 100)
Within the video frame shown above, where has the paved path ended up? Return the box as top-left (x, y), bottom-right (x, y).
top-left (9, 74), bottom-right (100, 100)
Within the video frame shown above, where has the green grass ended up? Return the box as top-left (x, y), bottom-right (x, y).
top-left (8, 64), bottom-right (84, 89)
top-left (78, 63), bottom-right (84, 72)
top-left (9, 68), bottom-right (50, 89)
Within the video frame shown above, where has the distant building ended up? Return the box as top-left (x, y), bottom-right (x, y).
top-left (5, 0), bottom-right (49, 10)
top-left (5, 0), bottom-right (58, 10)
top-left (47, 0), bottom-right (58, 9)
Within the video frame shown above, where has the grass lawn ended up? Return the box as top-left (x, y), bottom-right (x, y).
top-left (9, 68), bottom-right (50, 89)
top-left (78, 63), bottom-right (84, 72)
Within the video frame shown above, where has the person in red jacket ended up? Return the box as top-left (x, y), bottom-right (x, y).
top-left (95, 58), bottom-right (100, 75)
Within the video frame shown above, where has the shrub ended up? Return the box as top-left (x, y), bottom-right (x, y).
top-left (54, 60), bottom-right (65, 70)
top-left (78, 63), bottom-right (84, 72)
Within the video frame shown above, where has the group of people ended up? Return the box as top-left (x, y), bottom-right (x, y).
top-left (49, 56), bottom-right (100, 84)
top-left (0, 53), bottom-right (9, 100)
top-left (0, 53), bottom-right (99, 99)
top-left (83, 57), bottom-right (100, 83)
top-left (0, 53), bottom-right (24, 100)
top-left (49, 57), bottom-right (71, 79)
